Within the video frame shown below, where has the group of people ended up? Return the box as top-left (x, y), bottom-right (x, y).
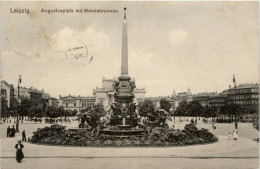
top-left (7, 125), bottom-right (16, 137)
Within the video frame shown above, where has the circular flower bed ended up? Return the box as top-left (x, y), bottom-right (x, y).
top-left (30, 124), bottom-right (218, 147)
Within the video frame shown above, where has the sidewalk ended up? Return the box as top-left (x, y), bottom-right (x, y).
top-left (0, 136), bottom-right (259, 169)
top-left (1, 135), bottom-right (258, 158)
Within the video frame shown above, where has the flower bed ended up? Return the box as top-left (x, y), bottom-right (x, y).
top-left (30, 124), bottom-right (218, 147)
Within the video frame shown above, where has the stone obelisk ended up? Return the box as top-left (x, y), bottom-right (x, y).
top-left (119, 7), bottom-right (130, 80)
top-left (115, 8), bottom-right (135, 103)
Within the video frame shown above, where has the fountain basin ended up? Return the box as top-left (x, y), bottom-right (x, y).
top-left (99, 128), bottom-right (148, 137)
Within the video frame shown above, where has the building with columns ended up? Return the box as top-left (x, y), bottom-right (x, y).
top-left (59, 95), bottom-right (96, 112)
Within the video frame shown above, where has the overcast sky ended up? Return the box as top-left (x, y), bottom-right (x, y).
top-left (1, 1), bottom-right (259, 98)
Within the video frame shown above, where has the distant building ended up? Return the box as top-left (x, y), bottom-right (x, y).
top-left (227, 83), bottom-right (259, 105)
top-left (145, 97), bottom-right (161, 109)
top-left (208, 90), bottom-right (228, 108)
top-left (144, 96), bottom-right (176, 111)
top-left (14, 86), bottom-right (50, 106)
top-left (1, 81), bottom-right (15, 110)
top-left (176, 88), bottom-right (193, 103)
top-left (193, 92), bottom-right (218, 107)
top-left (28, 90), bottom-right (43, 105)
top-left (171, 89), bottom-right (193, 109)
top-left (42, 89), bottom-right (50, 105)
top-left (93, 77), bottom-right (146, 110)
top-left (59, 95), bottom-right (96, 112)
top-left (48, 97), bottom-right (58, 107)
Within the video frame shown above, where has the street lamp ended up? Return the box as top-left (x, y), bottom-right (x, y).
top-left (233, 74), bottom-right (238, 129)
top-left (16, 75), bottom-right (22, 132)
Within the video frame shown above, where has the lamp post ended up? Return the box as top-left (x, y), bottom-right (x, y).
top-left (233, 74), bottom-right (238, 129)
top-left (16, 75), bottom-right (22, 132)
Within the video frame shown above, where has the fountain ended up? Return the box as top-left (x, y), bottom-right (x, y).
top-left (99, 8), bottom-right (147, 137)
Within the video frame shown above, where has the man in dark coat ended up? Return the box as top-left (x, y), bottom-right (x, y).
top-left (22, 130), bottom-right (26, 142)
top-left (7, 126), bottom-right (11, 137)
top-left (11, 125), bottom-right (16, 137)
top-left (15, 141), bottom-right (24, 163)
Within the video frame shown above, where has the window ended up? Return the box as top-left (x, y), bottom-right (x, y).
top-left (66, 103), bottom-right (68, 107)
top-left (74, 102), bottom-right (76, 107)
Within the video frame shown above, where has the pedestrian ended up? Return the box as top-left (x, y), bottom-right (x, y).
top-left (228, 132), bottom-right (232, 140)
top-left (191, 119), bottom-right (194, 124)
top-left (11, 125), bottom-right (16, 137)
top-left (213, 123), bottom-right (217, 130)
top-left (15, 141), bottom-right (24, 163)
top-left (233, 129), bottom-right (238, 140)
top-left (7, 126), bottom-right (11, 137)
top-left (22, 130), bottom-right (26, 142)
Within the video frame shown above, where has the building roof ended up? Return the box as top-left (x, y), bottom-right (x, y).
top-left (1, 81), bottom-right (14, 89)
top-left (28, 90), bottom-right (43, 94)
top-left (59, 95), bottom-right (95, 100)
top-left (193, 92), bottom-right (218, 97)
top-left (232, 83), bottom-right (259, 89)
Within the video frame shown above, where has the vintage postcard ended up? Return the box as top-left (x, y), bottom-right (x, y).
top-left (0, 1), bottom-right (259, 169)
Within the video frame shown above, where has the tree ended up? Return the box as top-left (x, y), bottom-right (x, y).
top-left (35, 107), bottom-right (43, 118)
top-left (138, 99), bottom-right (155, 117)
top-left (72, 109), bottom-right (78, 116)
top-left (160, 98), bottom-right (171, 113)
top-left (174, 100), bottom-right (189, 123)
top-left (46, 106), bottom-right (59, 119)
top-left (186, 101), bottom-right (203, 121)
top-left (18, 98), bottom-right (33, 122)
top-left (1, 97), bottom-right (9, 119)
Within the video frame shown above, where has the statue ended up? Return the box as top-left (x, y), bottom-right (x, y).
top-left (129, 81), bottom-right (136, 92)
top-left (146, 109), bottom-right (172, 127)
top-left (112, 81), bottom-right (120, 92)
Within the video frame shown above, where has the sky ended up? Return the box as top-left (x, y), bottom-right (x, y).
top-left (1, 1), bottom-right (259, 98)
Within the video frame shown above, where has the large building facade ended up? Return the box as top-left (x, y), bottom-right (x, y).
top-left (208, 91), bottom-right (229, 108)
top-left (58, 77), bottom-right (146, 112)
top-left (192, 92), bottom-right (218, 107)
top-left (1, 81), bottom-right (15, 110)
top-left (59, 95), bottom-right (96, 112)
top-left (227, 83), bottom-right (259, 105)
top-left (172, 83), bottom-right (259, 111)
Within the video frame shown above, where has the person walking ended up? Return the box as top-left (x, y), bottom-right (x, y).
top-left (22, 130), bottom-right (26, 142)
top-left (11, 125), bottom-right (16, 137)
top-left (15, 141), bottom-right (24, 163)
top-left (213, 123), bottom-right (217, 130)
top-left (7, 126), bottom-right (11, 137)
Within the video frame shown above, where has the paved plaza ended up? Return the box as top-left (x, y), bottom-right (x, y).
top-left (0, 121), bottom-right (259, 169)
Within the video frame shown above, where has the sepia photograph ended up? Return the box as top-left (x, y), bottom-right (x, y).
top-left (0, 1), bottom-right (259, 169)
